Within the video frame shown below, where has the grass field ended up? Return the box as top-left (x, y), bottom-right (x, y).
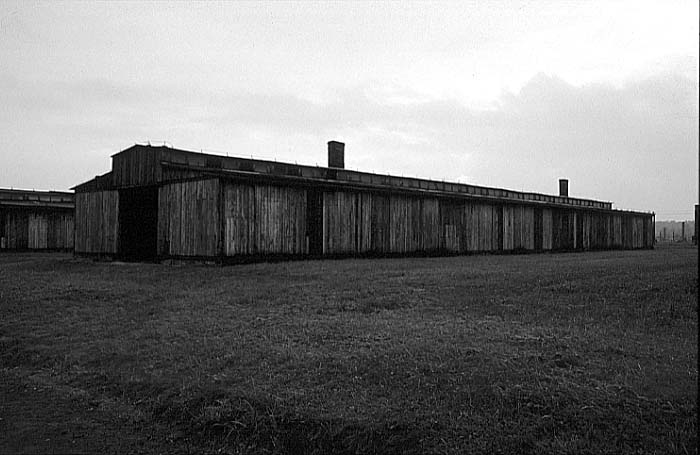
top-left (0, 245), bottom-right (697, 454)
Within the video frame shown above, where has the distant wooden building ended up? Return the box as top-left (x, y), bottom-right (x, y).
top-left (0, 189), bottom-right (74, 251)
top-left (73, 143), bottom-right (654, 260)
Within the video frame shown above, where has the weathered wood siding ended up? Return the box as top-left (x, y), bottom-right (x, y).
top-left (214, 183), bottom-right (654, 257)
top-left (320, 192), bottom-right (445, 255)
top-left (503, 205), bottom-right (535, 250)
top-left (1, 211), bottom-right (28, 249)
top-left (440, 200), bottom-right (500, 253)
top-left (323, 190), bottom-right (359, 254)
top-left (27, 213), bottom-right (48, 249)
top-left (1, 210), bottom-right (73, 250)
top-left (74, 191), bottom-right (119, 254)
top-left (223, 183), bottom-right (307, 255)
top-left (76, 175), bottom-right (654, 259)
top-left (542, 208), bottom-right (553, 250)
top-left (158, 179), bottom-right (220, 257)
top-left (112, 146), bottom-right (162, 188)
top-left (319, 192), bottom-right (503, 255)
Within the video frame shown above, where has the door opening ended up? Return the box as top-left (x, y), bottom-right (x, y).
top-left (118, 186), bottom-right (158, 260)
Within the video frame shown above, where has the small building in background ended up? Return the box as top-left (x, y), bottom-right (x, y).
top-left (72, 143), bottom-right (655, 261)
top-left (0, 188), bottom-right (74, 251)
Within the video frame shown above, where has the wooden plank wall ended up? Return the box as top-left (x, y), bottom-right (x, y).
top-left (121, 179), bottom-right (655, 258)
top-left (320, 192), bottom-right (501, 255)
top-left (222, 183), bottom-right (307, 256)
top-left (542, 209), bottom-right (553, 250)
top-left (0, 210), bottom-right (73, 250)
top-left (321, 192), bottom-right (444, 254)
top-left (48, 212), bottom-right (74, 249)
top-left (158, 179), bottom-right (220, 257)
top-left (323, 190), bottom-right (359, 254)
top-left (112, 146), bottom-right (161, 188)
top-left (74, 191), bottom-right (119, 254)
top-left (27, 213), bottom-right (48, 249)
top-left (503, 205), bottom-right (535, 250)
top-left (1, 211), bottom-right (28, 249)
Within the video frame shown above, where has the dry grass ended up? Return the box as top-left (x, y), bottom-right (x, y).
top-left (0, 244), bottom-right (697, 454)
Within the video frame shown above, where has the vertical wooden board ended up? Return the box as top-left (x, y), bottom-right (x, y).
top-left (487, 204), bottom-right (496, 251)
top-left (224, 184), bottom-right (233, 255)
top-left (66, 214), bottom-right (74, 249)
top-left (490, 204), bottom-right (498, 251)
top-left (476, 203), bottom-right (485, 252)
top-left (237, 184), bottom-right (246, 254)
top-left (389, 195), bottom-right (398, 252)
top-left (439, 200), bottom-right (458, 252)
top-left (224, 183), bottom-right (248, 256)
top-left (257, 185), bottom-right (265, 253)
top-left (156, 179), bottom-right (220, 257)
top-left (421, 198), bottom-right (439, 251)
top-left (75, 194), bottom-right (83, 252)
top-left (27, 213), bottom-right (37, 249)
top-left (74, 190), bottom-right (118, 254)
top-left (49, 213), bottom-right (57, 249)
top-left (46, 214), bottom-right (55, 249)
top-left (198, 180), bottom-right (205, 255)
top-left (476, 203), bottom-right (484, 251)
top-left (181, 179), bottom-right (188, 256)
top-left (476, 203), bottom-right (484, 252)
top-left (323, 191), bottom-right (331, 254)
top-left (585, 213), bottom-right (592, 249)
top-left (522, 206), bottom-right (533, 250)
top-left (508, 205), bottom-right (515, 251)
top-left (542, 209), bottom-right (552, 250)
top-left (170, 185), bottom-right (178, 255)
top-left (60, 213), bottom-right (68, 248)
top-left (464, 202), bottom-right (474, 251)
top-left (176, 181), bottom-right (184, 255)
top-left (512, 205), bottom-right (520, 249)
top-left (356, 192), bottom-right (369, 253)
top-left (504, 205), bottom-right (512, 250)
top-left (369, 194), bottom-right (384, 253)
top-left (39, 214), bottom-right (48, 249)
top-left (223, 183), bottom-right (306, 256)
top-left (519, 206), bottom-right (529, 249)
top-left (515, 205), bottom-right (522, 249)
top-left (229, 184), bottom-right (240, 255)
top-left (348, 193), bottom-right (355, 252)
top-left (364, 193), bottom-right (373, 252)
top-left (55, 213), bottom-right (62, 249)
top-left (528, 206), bottom-right (535, 250)
top-left (157, 186), bottom-right (167, 255)
top-left (165, 184), bottom-right (173, 255)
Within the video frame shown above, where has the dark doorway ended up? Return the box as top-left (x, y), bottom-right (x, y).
top-left (306, 190), bottom-right (323, 255)
top-left (119, 186), bottom-right (158, 260)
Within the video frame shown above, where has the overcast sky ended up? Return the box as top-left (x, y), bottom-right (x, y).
top-left (0, 1), bottom-right (697, 219)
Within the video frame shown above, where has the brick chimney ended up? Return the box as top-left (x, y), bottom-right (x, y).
top-left (328, 141), bottom-right (345, 169)
top-left (559, 179), bottom-right (569, 197)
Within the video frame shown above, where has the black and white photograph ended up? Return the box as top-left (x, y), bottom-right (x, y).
top-left (0, 1), bottom-right (697, 454)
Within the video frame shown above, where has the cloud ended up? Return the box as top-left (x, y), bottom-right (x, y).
top-left (0, 71), bottom-right (696, 216)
